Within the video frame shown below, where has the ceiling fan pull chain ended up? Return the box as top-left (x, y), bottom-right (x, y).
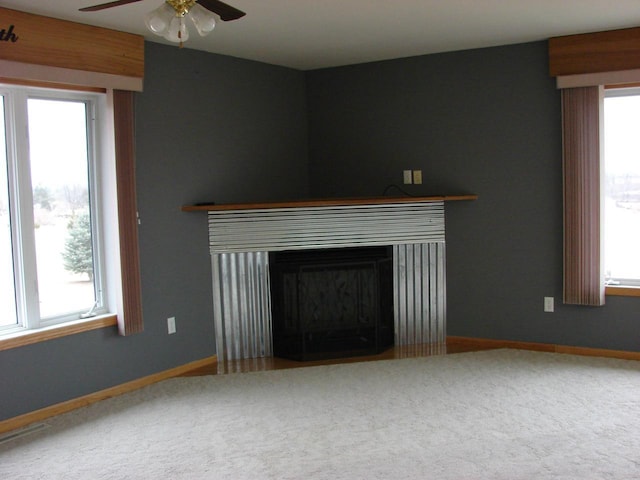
top-left (179, 17), bottom-right (184, 48)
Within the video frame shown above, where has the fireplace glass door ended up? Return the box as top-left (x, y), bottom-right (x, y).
top-left (269, 246), bottom-right (393, 361)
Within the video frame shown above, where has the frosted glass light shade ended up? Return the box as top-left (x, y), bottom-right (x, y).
top-left (164, 16), bottom-right (189, 43)
top-left (189, 3), bottom-right (217, 36)
top-left (144, 2), bottom-right (175, 36)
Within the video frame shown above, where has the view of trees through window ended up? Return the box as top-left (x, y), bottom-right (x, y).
top-left (1, 92), bottom-right (98, 330)
top-left (604, 90), bottom-right (640, 286)
top-left (28, 98), bottom-right (96, 319)
top-left (0, 95), bottom-right (18, 327)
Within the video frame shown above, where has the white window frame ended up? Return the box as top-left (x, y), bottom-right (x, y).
top-left (1, 84), bottom-right (109, 334)
top-left (603, 86), bottom-right (640, 288)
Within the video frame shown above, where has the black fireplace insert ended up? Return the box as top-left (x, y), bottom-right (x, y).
top-left (269, 246), bottom-right (394, 361)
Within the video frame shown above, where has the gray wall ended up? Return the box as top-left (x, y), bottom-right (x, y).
top-left (306, 41), bottom-right (640, 350)
top-left (3, 39), bottom-right (640, 423)
top-left (0, 43), bottom-right (309, 421)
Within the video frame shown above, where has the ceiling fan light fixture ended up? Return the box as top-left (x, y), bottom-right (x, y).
top-left (144, 2), bottom-right (175, 36)
top-left (81, 0), bottom-right (244, 47)
top-left (164, 15), bottom-right (189, 43)
top-left (189, 3), bottom-right (217, 36)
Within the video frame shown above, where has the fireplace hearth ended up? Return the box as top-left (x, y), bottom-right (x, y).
top-left (269, 246), bottom-right (394, 361)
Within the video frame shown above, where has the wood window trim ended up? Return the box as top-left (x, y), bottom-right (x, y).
top-left (604, 82), bottom-right (640, 90)
top-left (0, 315), bottom-right (118, 352)
top-left (605, 286), bottom-right (640, 297)
top-left (0, 77), bottom-right (106, 93)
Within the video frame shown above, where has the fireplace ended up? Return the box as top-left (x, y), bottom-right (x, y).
top-left (269, 246), bottom-right (394, 361)
top-left (183, 196), bottom-right (478, 367)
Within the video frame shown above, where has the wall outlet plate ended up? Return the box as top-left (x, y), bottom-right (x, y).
top-left (167, 316), bottom-right (177, 334)
top-left (544, 297), bottom-right (554, 312)
top-left (413, 170), bottom-right (423, 184)
top-left (403, 170), bottom-right (413, 184)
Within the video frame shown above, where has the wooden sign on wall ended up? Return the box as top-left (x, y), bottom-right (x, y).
top-left (0, 7), bottom-right (143, 81)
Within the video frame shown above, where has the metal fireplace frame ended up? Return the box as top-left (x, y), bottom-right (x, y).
top-left (208, 200), bottom-right (447, 365)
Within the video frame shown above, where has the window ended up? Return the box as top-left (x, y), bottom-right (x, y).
top-left (604, 88), bottom-right (640, 287)
top-left (1, 85), bottom-right (108, 334)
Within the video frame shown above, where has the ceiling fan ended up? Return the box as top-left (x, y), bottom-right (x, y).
top-left (80, 0), bottom-right (246, 46)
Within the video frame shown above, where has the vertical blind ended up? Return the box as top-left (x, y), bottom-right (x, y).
top-left (561, 86), bottom-right (605, 306)
top-left (113, 90), bottom-right (144, 334)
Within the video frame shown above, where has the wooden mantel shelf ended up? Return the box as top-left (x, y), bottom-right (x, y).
top-left (182, 194), bottom-right (478, 212)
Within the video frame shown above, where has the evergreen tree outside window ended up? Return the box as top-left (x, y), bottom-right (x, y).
top-left (62, 212), bottom-right (94, 281)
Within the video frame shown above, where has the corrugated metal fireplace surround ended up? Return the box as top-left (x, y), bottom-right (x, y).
top-left (208, 200), bottom-right (448, 365)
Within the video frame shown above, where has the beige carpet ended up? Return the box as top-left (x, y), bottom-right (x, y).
top-left (2, 349), bottom-right (640, 479)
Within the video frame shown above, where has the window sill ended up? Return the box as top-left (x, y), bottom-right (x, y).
top-left (0, 314), bottom-right (118, 352)
top-left (605, 286), bottom-right (640, 297)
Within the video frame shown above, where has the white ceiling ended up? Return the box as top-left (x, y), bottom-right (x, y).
top-left (4, 0), bottom-right (640, 70)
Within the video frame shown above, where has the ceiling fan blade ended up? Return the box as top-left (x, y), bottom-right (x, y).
top-left (79, 0), bottom-right (144, 12)
top-left (197, 0), bottom-right (246, 21)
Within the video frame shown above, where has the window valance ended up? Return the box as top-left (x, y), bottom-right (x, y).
top-left (549, 26), bottom-right (640, 89)
top-left (0, 7), bottom-right (143, 91)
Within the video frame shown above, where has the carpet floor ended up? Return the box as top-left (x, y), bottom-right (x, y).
top-left (2, 349), bottom-right (640, 479)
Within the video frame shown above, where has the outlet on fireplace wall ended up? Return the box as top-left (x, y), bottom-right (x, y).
top-left (403, 169), bottom-right (423, 185)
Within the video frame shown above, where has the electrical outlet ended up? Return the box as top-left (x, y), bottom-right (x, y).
top-left (403, 170), bottom-right (413, 184)
top-left (167, 316), bottom-right (176, 334)
top-left (413, 170), bottom-right (423, 185)
top-left (544, 297), bottom-right (554, 313)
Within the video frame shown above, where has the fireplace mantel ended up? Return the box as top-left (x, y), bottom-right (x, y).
top-left (182, 194), bottom-right (477, 212)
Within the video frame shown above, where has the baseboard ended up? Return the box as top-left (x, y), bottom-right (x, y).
top-left (447, 336), bottom-right (640, 361)
top-left (0, 355), bottom-right (217, 436)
